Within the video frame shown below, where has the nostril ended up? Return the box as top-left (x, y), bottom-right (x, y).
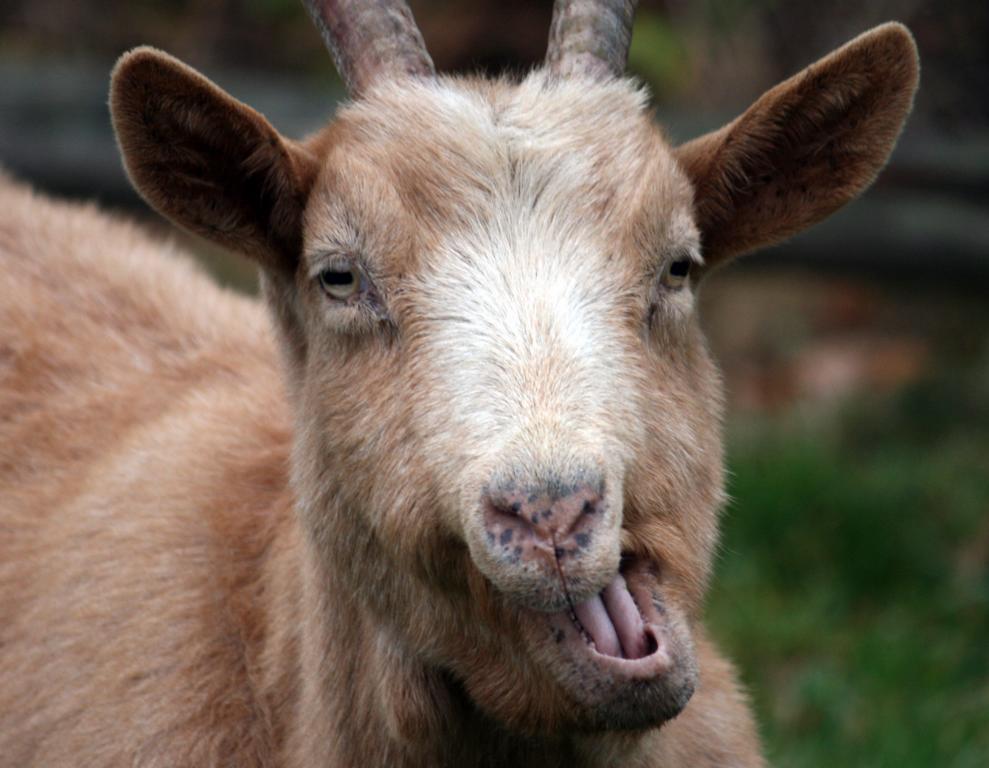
top-left (553, 484), bottom-right (604, 540)
top-left (483, 491), bottom-right (526, 528)
top-left (484, 493), bottom-right (523, 523)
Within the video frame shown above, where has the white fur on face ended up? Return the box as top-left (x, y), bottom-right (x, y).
top-left (377, 75), bottom-right (694, 494)
top-left (414, 210), bottom-right (641, 489)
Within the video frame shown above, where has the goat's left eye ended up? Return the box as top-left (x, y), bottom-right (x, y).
top-left (661, 258), bottom-right (692, 289)
top-left (318, 263), bottom-right (363, 300)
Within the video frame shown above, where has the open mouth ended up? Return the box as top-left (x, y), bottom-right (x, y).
top-left (523, 552), bottom-right (696, 728)
top-left (550, 556), bottom-right (671, 671)
top-left (533, 554), bottom-right (696, 727)
top-left (565, 571), bottom-right (659, 659)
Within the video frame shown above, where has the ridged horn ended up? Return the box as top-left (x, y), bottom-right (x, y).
top-left (302, 0), bottom-right (435, 96)
top-left (546, 0), bottom-right (638, 79)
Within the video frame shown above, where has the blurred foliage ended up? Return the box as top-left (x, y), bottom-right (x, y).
top-left (629, 12), bottom-right (690, 101)
top-left (710, 345), bottom-right (989, 767)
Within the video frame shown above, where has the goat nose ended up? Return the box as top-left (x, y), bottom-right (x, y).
top-left (482, 480), bottom-right (604, 558)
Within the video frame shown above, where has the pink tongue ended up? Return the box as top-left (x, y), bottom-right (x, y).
top-left (573, 573), bottom-right (648, 659)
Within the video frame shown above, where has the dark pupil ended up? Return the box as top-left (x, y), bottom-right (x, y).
top-left (669, 259), bottom-right (691, 278)
top-left (322, 269), bottom-right (354, 286)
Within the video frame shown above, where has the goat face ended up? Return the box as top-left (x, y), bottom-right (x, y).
top-left (110, 5), bottom-right (917, 737)
top-left (286, 75), bottom-right (719, 731)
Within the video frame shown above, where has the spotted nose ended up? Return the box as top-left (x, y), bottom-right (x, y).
top-left (482, 479), bottom-right (605, 564)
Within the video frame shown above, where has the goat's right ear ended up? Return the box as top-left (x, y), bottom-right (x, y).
top-left (110, 47), bottom-right (318, 274)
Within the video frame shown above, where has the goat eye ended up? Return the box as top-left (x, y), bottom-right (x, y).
top-left (661, 257), bottom-right (692, 289)
top-left (318, 264), bottom-right (362, 300)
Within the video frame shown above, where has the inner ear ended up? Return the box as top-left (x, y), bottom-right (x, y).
top-left (675, 22), bottom-right (919, 270)
top-left (110, 47), bottom-right (319, 274)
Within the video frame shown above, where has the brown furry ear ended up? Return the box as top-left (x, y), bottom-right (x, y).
top-left (675, 22), bottom-right (919, 269)
top-left (110, 47), bottom-right (318, 273)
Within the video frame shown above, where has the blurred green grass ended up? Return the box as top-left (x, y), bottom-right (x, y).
top-left (709, 355), bottom-right (989, 766)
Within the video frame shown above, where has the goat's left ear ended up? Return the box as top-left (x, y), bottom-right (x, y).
top-left (676, 23), bottom-right (919, 270)
top-left (110, 47), bottom-right (319, 275)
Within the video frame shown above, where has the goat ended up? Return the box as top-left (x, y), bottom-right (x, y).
top-left (0, 1), bottom-right (919, 765)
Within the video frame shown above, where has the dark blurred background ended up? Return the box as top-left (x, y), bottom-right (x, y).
top-left (1, 1), bottom-right (986, 764)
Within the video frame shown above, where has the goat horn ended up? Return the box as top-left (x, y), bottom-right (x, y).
top-left (546, 0), bottom-right (638, 79)
top-left (302, 0), bottom-right (435, 97)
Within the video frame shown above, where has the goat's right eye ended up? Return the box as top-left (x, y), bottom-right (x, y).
top-left (318, 264), bottom-right (362, 300)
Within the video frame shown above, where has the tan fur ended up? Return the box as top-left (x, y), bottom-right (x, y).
top-left (0, 19), bottom-right (918, 768)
